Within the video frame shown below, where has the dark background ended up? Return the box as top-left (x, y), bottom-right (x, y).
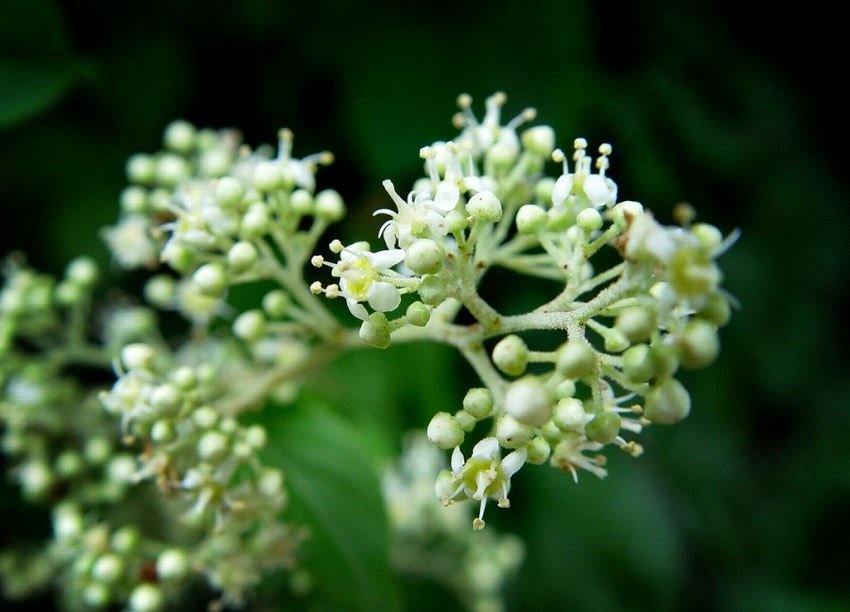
top-left (1, 1), bottom-right (848, 610)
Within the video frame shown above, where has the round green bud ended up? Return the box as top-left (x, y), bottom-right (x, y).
top-left (199, 148), bottom-right (231, 177)
top-left (157, 549), bottom-right (190, 582)
top-left (148, 187), bottom-right (172, 212)
top-left (290, 189), bottom-right (314, 215)
top-left (504, 376), bottom-right (552, 427)
top-left (584, 412), bottom-right (621, 444)
top-left (245, 425), bottom-right (267, 449)
top-left (315, 189), bottom-right (346, 222)
top-left (359, 312), bottom-right (390, 349)
top-left (258, 468), bottom-right (284, 497)
top-left (192, 406), bottom-right (218, 429)
top-left (151, 383), bottom-right (181, 416)
top-left (253, 160), bottom-right (282, 191)
top-left (82, 583), bottom-right (111, 608)
top-left (622, 344), bottom-right (654, 383)
top-left (454, 409), bottom-right (477, 432)
top-left (107, 454), bottom-right (136, 484)
top-left (691, 222), bottom-right (723, 251)
top-left (492, 335), bottom-right (529, 376)
top-left (171, 366), bottom-right (197, 390)
top-left (164, 120), bottom-right (196, 154)
top-left (193, 263), bottom-right (227, 296)
top-left (195, 128), bottom-right (218, 150)
top-left (55, 281), bottom-right (82, 306)
top-left (110, 525), bottom-right (140, 554)
top-left (126, 154), bottom-right (156, 184)
top-left (121, 343), bottom-right (154, 370)
top-left (427, 412), bottom-right (465, 449)
top-left (197, 430), bottom-right (229, 462)
top-left (603, 328), bottom-right (630, 353)
top-left (406, 301), bottom-right (430, 327)
top-left (576, 207), bottom-right (603, 232)
top-left (615, 306), bottom-right (656, 342)
top-left (463, 387), bottom-right (494, 419)
top-left (535, 177), bottom-right (556, 203)
top-left (84, 437), bottom-right (112, 465)
top-left (677, 319), bottom-right (720, 369)
top-left (466, 191), bottom-right (503, 223)
top-left (495, 414), bottom-right (534, 448)
top-left (129, 583), bottom-right (164, 612)
top-left (156, 153), bottom-right (190, 186)
top-left (547, 206), bottom-right (573, 231)
top-left (405, 239), bottom-right (444, 275)
top-left (644, 378), bottom-right (691, 424)
top-left (417, 275), bottom-right (447, 306)
top-left (55, 451), bottom-right (84, 478)
top-left (522, 125), bottom-right (556, 157)
top-left (66, 256), bottom-right (98, 286)
top-left (241, 204), bottom-right (271, 238)
top-left (92, 553), bottom-right (124, 584)
top-left (163, 243), bottom-right (194, 273)
top-left (649, 343), bottom-right (679, 380)
top-left (557, 340), bottom-right (597, 378)
top-left (120, 186), bottom-right (147, 213)
top-left (434, 469), bottom-right (459, 500)
top-left (526, 436), bottom-right (552, 465)
top-left (227, 241), bottom-right (258, 272)
top-left (486, 141), bottom-right (518, 168)
top-left (698, 292), bottom-right (731, 327)
top-left (150, 420), bottom-right (175, 443)
top-left (233, 309), bottom-right (266, 343)
top-left (215, 177), bottom-right (243, 207)
top-left (144, 275), bottom-right (176, 308)
top-left (263, 290), bottom-right (291, 318)
top-left (445, 210), bottom-right (467, 233)
top-left (516, 204), bottom-right (548, 234)
top-left (553, 397), bottom-right (587, 431)
top-left (668, 247), bottom-right (720, 298)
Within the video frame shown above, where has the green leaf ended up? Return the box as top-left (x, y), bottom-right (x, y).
top-left (259, 394), bottom-right (399, 612)
top-left (0, 57), bottom-right (78, 129)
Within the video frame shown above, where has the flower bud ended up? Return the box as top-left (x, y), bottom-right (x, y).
top-left (677, 319), bottom-right (720, 369)
top-left (290, 189), bottom-right (314, 215)
top-left (553, 397), bottom-right (587, 431)
top-left (463, 387), bottom-right (494, 419)
top-left (233, 309), bottom-right (266, 343)
top-left (584, 412), bottom-right (621, 444)
top-left (406, 301), bottom-right (430, 326)
top-left (622, 344), bottom-right (654, 383)
top-left (164, 120), bottom-right (196, 153)
top-left (668, 247), bottom-right (720, 298)
top-left (92, 553), bottom-right (124, 584)
top-left (263, 290), bottom-right (290, 318)
top-left (241, 204), bottom-right (271, 238)
top-left (576, 207), bottom-right (603, 232)
top-left (615, 306), bottom-right (655, 342)
top-left (120, 186), bottom-right (147, 213)
top-left (492, 335), bottom-right (528, 376)
top-left (495, 414), bottom-right (534, 448)
top-left (157, 548), bottom-right (190, 581)
top-left (67, 257), bottom-right (98, 286)
top-left (454, 409), bottom-right (477, 432)
top-left (193, 263), bottom-right (227, 296)
top-left (427, 412), bottom-right (465, 449)
top-left (698, 292), bottom-right (731, 327)
top-left (535, 177), bottom-right (556, 203)
top-left (465, 191), bottom-right (503, 223)
top-left (215, 176), bottom-right (243, 207)
top-left (193, 406), bottom-right (218, 429)
top-left (156, 153), bottom-right (190, 186)
top-left (121, 343), bottom-right (154, 370)
top-left (556, 340), bottom-right (597, 378)
top-left (644, 378), bottom-right (691, 424)
top-left (359, 312), bottom-right (390, 349)
top-left (526, 436), bottom-right (552, 465)
top-left (522, 125), bottom-right (556, 157)
top-left (151, 383), bottom-right (181, 416)
top-left (315, 189), bottom-right (346, 222)
top-left (516, 204), bottom-right (547, 234)
top-left (690, 223), bottom-right (723, 251)
top-left (650, 343), bottom-right (679, 380)
top-left (227, 241), bottom-right (258, 272)
top-left (127, 154), bottom-right (156, 184)
top-left (405, 239), bottom-right (444, 275)
top-left (417, 275), bottom-right (447, 306)
top-left (198, 430), bottom-right (229, 462)
top-left (504, 376), bottom-right (552, 427)
top-left (129, 583), bottom-right (163, 612)
top-left (144, 275), bottom-right (177, 308)
top-left (82, 584), bottom-right (110, 608)
top-left (445, 210), bottom-right (467, 233)
top-left (253, 160), bottom-right (282, 191)
top-left (554, 379), bottom-right (576, 398)
top-left (547, 206), bottom-right (573, 231)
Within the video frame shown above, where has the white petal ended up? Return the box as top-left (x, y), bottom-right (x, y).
top-left (451, 447), bottom-right (465, 472)
top-left (471, 437), bottom-right (500, 460)
top-left (368, 249), bottom-right (405, 269)
top-left (346, 299), bottom-right (370, 322)
top-left (433, 181), bottom-right (460, 212)
top-left (583, 175), bottom-right (613, 208)
top-left (501, 447), bottom-right (527, 478)
top-left (366, 282), bottom-right (401, 312)
top-left (552, 174), bottom-right (573, 207)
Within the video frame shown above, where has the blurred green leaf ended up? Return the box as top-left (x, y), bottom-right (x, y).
top-left (0, 57), bottom-right (78, 129)
top-left (259, 395), bottom-right (399, 612)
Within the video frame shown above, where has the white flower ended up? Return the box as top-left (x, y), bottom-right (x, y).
top-left (453, 92), bottom-right (536, 159)
top-left (375, 180), bottom-right (454, 249)
top-left (551, 139), bottom-right (618, 209)
top-left (103, 215), bottom-right (158, 269)
top-left (443, 437), bottom-right (527, 529)
top-left (624, 212), bottom-right (682, 264)
top-left (325, 241), bottom-right (406, 320)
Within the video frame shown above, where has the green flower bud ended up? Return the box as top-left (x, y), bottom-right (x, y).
top-left (290, 189), bottom-right (314, 215)
top-left (129, 583), bottom-right (164, 612)
top-left (554, 379), bottom-right (576, 398)
top-left (121, 343), bottom-right (154, 370)
top-left (553, 397), bottom-right (587, 431)
top-left (427, 412), bottom-right (465, 449)
top-left (263, 290), bottom-right (291, 318)
top-left (92, 554), bottom-right (124, 584)
top-left (644, 378), bottom-right (691, 424)
top-left (445, 210), bottom-right (467, 233)
top-left (253, 160), bottom-right (282, 191)
top-left (111, 525), bottom-right (140, 554)
top-left (84, 437), bottom-right (112, 466)
top-left (164, 120), bottom-right (196, 153)
top-left (193, 263), bottom-right (228, 296)
top-left (504, 376), bottom-right (552, 427)
top-left (677, 319), bottom-right (720, 369)
top-left (417, 275), bottom-right (447, 306)
top-left (547, 206), bottom-right (574, 231)
top-left (193, 406), bottom-right (218, 429)
top-left (315, 189), bottom-right (346, 222)
top-left (622, 344), bottom-right (654, 383)
top-left (535, 177), bottom-right (556, 203)
top-left (576, 207), bottom-right (603, 232)
top-left (241, 204), bottom-right (271, 238)
top-left (197, 430), bottom-right (229, 462)
top-left (463, 387), bottom-right (494, 419)
top-left (233, 309), bottom-right (266, 343)
top-left (82, 583), bottom-right (111, 608)
top-left (227, 241), bottom-right (258, 272)
top-left (516, 204), bottom-right (548, 234)
top-left (492, 335), bottom-right (529, 376)
top-left (151, 383), bottom-right (181, 416)
top-left (405, 239), bottom-right (445, 275)
top-left (55, 281), bottom-right (82, 305)
top-left (359, 312), bottom-right (390, 349)
top-left (144, 275), bottom-right (177, 308)
top-left (691, 222), bottom-right (723, 251)
top-left (615, 306), bottom-right (656, 342)
top-left (522, 125), bottom-right (556, 157)
top-left (55, 451), bottom-right (84, 478)
top-left (66, 256), bottom-right (98, 287)
top-left (200, 147), bottom-right (231, 177)
top-left (156, 153), bottom-right (190, 186)
top-left (150, 420), bottom-right (175, 443)
top-left (649, 343), bottom-right (679, 380)
top-left (495, 414), bottom-right (534, 448)
top-left (406, 301), bottom-right (430, 327)
top-left (603, 327), bottom-right (630, 353)
top-left (120, 186), bottom-right (147, 213)
top-left (698, 292), bottom-right (731, 327)
top-left (584, 412), bottom-right (621, 444)
top-left (126, 154), bottom-right (156, 184)
top-left (466, 191), bottom-right (503, 222)
top-left (668, 247), bottom-right (720, 298)
top-left (215, 176), bottom-right (244, 207)
top-left (526, 436), bottom-right (552, 465)
top-left (156, 549), bottom-right (190, 582)
top-left (171, 366), bottom-right (197, 390)
top-left (487, 141), bottom-right (518, 168)
top-left (557, 340), bottom-right (597, 378)
top-left (454, 409), bottom-right (477, 432)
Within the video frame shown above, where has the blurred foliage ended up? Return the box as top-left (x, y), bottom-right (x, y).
top-left (1, 0), bottom-right (847, 610)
